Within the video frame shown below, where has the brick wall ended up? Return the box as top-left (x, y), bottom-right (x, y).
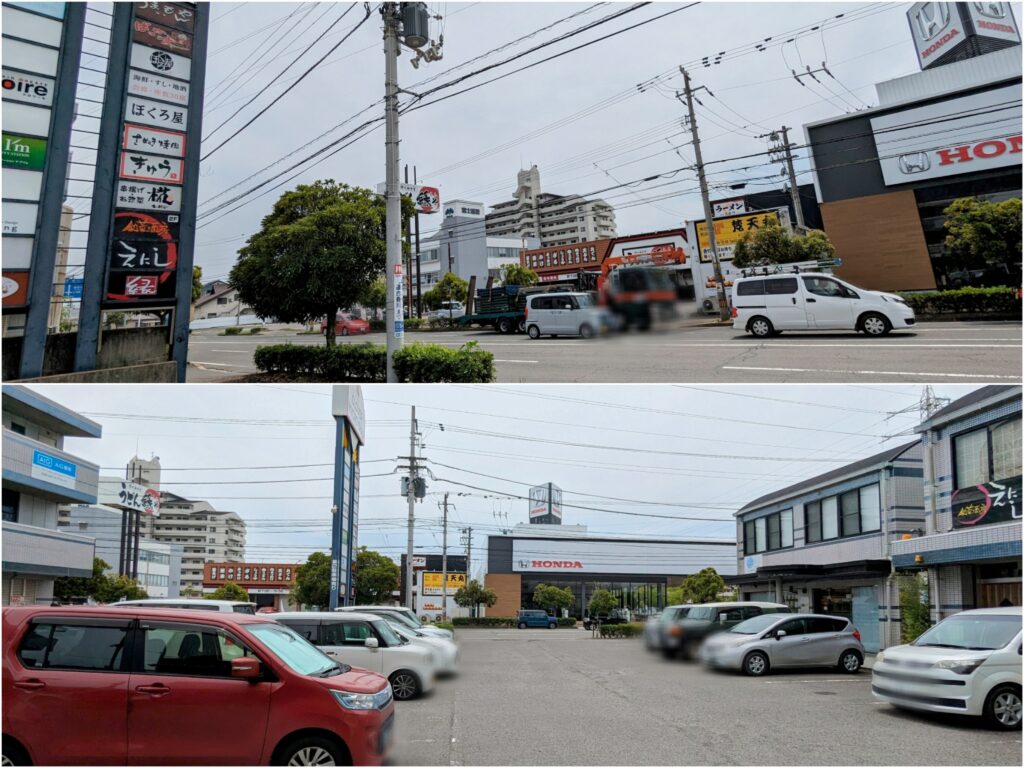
top-left (485, 573), bottom-right (522, 617)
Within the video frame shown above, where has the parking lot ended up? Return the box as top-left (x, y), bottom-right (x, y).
top-left (391, 629), bottom-right (1021, 766)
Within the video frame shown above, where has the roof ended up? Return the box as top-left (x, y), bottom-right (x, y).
top-left (735, 440), bottom-right (920, 516)
top-left (2, 386), bottom-right (102, 438)
top-left (917, 386), bottom-right (1021, 432)
top-left (2, 605), bottom-right (271, 626)
top-left (194, 284), bottom-right (235, 309)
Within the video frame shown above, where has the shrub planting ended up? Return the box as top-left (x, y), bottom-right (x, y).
top-left (897, 286), bottom-right (1020, 316)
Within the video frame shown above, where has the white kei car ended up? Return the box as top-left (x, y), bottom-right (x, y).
top-left (386, 619), bottom-right (459, 677)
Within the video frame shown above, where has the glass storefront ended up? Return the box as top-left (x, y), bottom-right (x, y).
top-left (520, 576), bottom-right (668, 618)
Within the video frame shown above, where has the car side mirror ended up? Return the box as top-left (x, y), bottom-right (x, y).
top-left (231, 657), bottom-right (261, 680)
top-left (775, 630), bottom-right (787, 640)
top-left (365, 637), bottom-right (379, 650)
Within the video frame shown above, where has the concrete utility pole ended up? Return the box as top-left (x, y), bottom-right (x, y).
top-left (405, 405), bottom-right (417, 609)
top-left (383, 3), bottom-right (403, 382)
top-left (779, 126), bottom-right (805, 231)
top-left (414, 166), bottom-right (422, 317)
top-left (441, 492), bottom-right (449, 619)
top-left (680, 67), bottom-right (730, 322)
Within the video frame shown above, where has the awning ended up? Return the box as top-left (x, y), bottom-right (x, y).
top-left (725, 559), bottom-right (892, 585)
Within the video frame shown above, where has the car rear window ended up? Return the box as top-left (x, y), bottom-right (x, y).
top-left (19, 623), bottom-right (128, 671)
top-left (232, 604), bottom-right (256, 614)
top-left (736, 280), bottom-right (765, 296)
top-left (765, 277), bottom-right (798, 295)
top-left (809, 617), bottom-right (848, 633)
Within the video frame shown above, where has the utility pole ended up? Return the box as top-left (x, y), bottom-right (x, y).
top-left (679, 67), bottom-right (730, 321)
top-left (779, 126), bottom-right (805, 231)
top-left (383, 3), bottom-right (403, 382)
top-left (441, 492), bottom-right (449, 619)
top-left (414, 166), bottom-right (423, 317)
top-left (405, 405), bottom-right (417, 610)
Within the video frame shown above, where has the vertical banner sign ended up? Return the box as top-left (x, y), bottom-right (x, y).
top-left (393, 263), bottom-right (404, 338)
top-left (331, 387), bottom-right (365, 609)
top-left (74, 2), bottom-right (206, 381)
top-left (4, 2), bottom-right (85, 378)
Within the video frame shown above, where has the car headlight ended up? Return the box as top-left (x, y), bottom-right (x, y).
top-left (331, 686), bottom-right (393, 710)
top-left (875, 651), bottom-right (885, 664)
top-left (933, 659), bottom-right (984, 675)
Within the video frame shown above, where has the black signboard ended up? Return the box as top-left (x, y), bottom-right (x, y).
top-left (106, 210), bottom-right (178, 302)
top-left (110, 239), bottom-right (177, 270)
top-left (132, 17), bottom-right (193, 57)
top-left (113, 209), bottom-right (180, 242)
top-left (106, 270), bottom-right (177, 302)
top-left (951, 476), bottom-right (1022, 528)
top-left (134, 2), bottom-right (196, 33)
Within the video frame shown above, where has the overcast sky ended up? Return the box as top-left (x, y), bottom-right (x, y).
top-left (184, 0), bottom-right (932, 283)
top-left (36, 383), bottom-right (980, 575)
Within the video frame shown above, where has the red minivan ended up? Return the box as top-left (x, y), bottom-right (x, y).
top-left (2, 606), bottom-right (395, 766)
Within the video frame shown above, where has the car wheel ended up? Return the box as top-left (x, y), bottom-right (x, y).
top-left (860, 313), bottom-right (891, 336)
top-left (549, 622), bottom-right (557, 629)
top-left (984, 684), bottom-right (1023, 730)
top-left (743, 651), bottom-right (770, 676)
top-left (518, 621), bottom-right (527, 629)
top-left (389, 670), bottom-right (421, 701)
top-left (749, 316), bottom-right (774, 338)
top-left (527, 325), bottom-right (541, 339)
top-left (516, 318), bottom-right (527, 333)
top-left (661, 648), bottom-right (677, 660)
top-left (680, 640), bottom-right (699, 660)
top-left (1, 739), bottom-right (30, 766)
top-left (497, 317), bottom-right (513, 334)
top-left (838, 650), bottom-right (862, 674)
top-left (278, 735), bottom-right (350, 766)
top-left (341, 327), bottom-right (349, 337)
top-left (579, 323), bottom-right (595, 339)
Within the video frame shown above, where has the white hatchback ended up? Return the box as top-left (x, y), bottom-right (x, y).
top-left (274, 611), bottom-right (435, 700)
top-left (871, 607), bottom-right (1022, 729)
top-left (731, 272), bottom-right (915, 337)
top-left (386, 619), bottom-right (460, 677)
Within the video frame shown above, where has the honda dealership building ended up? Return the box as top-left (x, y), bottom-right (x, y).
top-left (804, 2), bottom-right (1021, 292)
top-left (484, 525), bottom-right (735, 618)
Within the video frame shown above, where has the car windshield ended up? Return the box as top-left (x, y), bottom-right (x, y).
top-left (575, 294), bottom-right (595, 307)
top-left (686, 607), bottom-right (715, 621)
top-left (373, 619), bottom-right (407, 646)
top-left (382, 611), bottom-right (420, 630)
top-left (730, 614), bottom-right (780, 635)
top-left (247, 622), bottom-right (343, 677)
top-left (912, 613), bottom-right (1022, 651)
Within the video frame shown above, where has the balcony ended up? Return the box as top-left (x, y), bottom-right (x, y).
top-left (3, 429), bottom-right (99, 504)
top-left (2, 521), bottom-right (95, 578)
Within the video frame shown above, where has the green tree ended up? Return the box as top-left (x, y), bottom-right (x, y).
top-left (354, 546), bottom-right (400, 604)
top-left (679, 567), bottom-right (727, 604)
top-left (207, 581), bottom-right (250, 601)
top-left (533, 583), bottom-right (575, 615)
top-left (666, 585), bottom-right (687, 606)
top-left (423, 272), bottom-right (469, 311)
top-left (104, 311), bottom-right (127, 329)
top-left (361, 275), bottom-right (387, 315)
top-left (96, 575), bottom-right (149, 603)
top-left (292, 551), bottom-right (331, 609)
top-left (587, 588), bottom-right (618, 616)
top-left (192, 265), bottom-right (203, 302)
top-left (500, 263), bottom-right (539, 287)
top-left (53, 557), bottom-right (110, 602)
top-left (898, 573), bottom-right (932, 644)
top-left (943, 197), bottom-right (1022, 272)
top-left (230, 180), bottom-right (413, 347)
top-left (732, 221), bottom-right (837, 269)
top-left (453, 579), bottom-right (497, 617)
top-left (794, 229), bottom-right (836, 263)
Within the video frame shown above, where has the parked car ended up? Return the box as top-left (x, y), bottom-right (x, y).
top-left (109, 598), bottom-right (257, 614)
top-left (275, 611), bottom-right (435, 701)
top-left (430, 301), bottom-right (465, 319)
top-left (321, 312), bottom-right (371, 336)
top-left (731, 272), bottom-right (915, 337)
top-left (336, 605), bottom-right (454, 640)
top-left (517, 609), bottom-right (558, 629)
top-left (582, 611), bottom-right (628, 631)
top-left (525, 292), bottom-right (609, 339)
top-left (699, 613), bottom-right (865, 676)
top-left (646, 605), bottom-right (693, 651)
top-left (872, 606), bottom-right (1023, 730)
top-left (662, 601), bottom-right (791, 659)
top-left (2, 605), bottom-right (394, 766)
top-left (385, 620), bottom-right (459, 677)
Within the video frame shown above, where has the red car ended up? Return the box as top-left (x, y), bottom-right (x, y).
top-left (321, 313), bottom-right (371, 336)
top-left (2, 606), bottom-right (394, 766)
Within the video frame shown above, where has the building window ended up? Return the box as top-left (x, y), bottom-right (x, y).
top-left (743, 508), bottom-right (793, 554)
top-left (10, 422), bottom-right (26, 435)
top-left (821, 497), bottom-right (839, 540)
top-left (2, 489), bottom-right (20, 523)
top-left (955, 418), bottom-right (1021, 489)
top-left (805, 484), bottom-right (880, 543)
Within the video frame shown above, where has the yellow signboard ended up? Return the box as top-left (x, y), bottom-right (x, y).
top-left (696, 211), bottom-right (782, 263)
top-left (422, 571), bottom-right (466, 595)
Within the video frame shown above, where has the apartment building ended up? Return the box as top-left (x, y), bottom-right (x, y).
top-left (485, 165), bottom-right (617, 247)
top-left (2, 386), bottom-right (100, 606)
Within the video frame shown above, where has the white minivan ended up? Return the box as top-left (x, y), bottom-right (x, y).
top-left (731, 272), bottom-right (915, 337)
top-left (525, 292), bottom-right (607, 339)
top-left (109, 598), bottom-right (257, 614)
top-left (274, 611), bottom-right (435, 700)
top-left (872, 607), bottom-right (1022, 730)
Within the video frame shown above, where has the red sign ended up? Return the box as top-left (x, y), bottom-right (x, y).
top-left (203, 562), bottom-right (298, 589)
top-left (393, 264), bottom-right (403, 275)
top-left (2, 271), bottom-right (30, 308)
top-left (125, 275), bottom-right (159, 295)
top-left (522, 238), bottom-right (614, 276)
top-left (132, 18), bottom-right (193, 57)
top-left (530, 560), bottom-right (583, 569)
top-left (937, 135), bottom-right (1022, 166)
top-left (415, 186), bottom-right (440, 213)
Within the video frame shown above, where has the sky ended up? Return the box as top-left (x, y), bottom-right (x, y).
top-left (36, 382), bottom-right (982, 577)
top-left (179, 0), bottom-right (933, 284)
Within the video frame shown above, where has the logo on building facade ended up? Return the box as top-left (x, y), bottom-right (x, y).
top-left (972, 2), bottom-right (1007, 18)
top-left (898, 152), bottom-right (932, 174)
top-left (914, 2), bottom-right (951, 39)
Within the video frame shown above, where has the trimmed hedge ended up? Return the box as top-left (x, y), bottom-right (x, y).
top-left (223, 326), bottom-right (243, 335)
top-left (433, 621), bottom-right (455, 633)
top-left (252, 342), bottom-right (494, 383)
top-left (597, 622), bottom-right (645, 639)
top-left (897, 286), bottom-right (1021, 316)
top-left (450, 616), bottom-right (577, 628)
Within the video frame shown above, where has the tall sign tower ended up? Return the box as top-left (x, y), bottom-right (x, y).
top-left (330, 386), bottom-right (365, 609)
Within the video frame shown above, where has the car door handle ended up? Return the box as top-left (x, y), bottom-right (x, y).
top-left (791, 297), bottom-right (797, 304)
top-left (135, 683), bottom-right (171, 697)
top-left (806, 298), bottom-right (816, 303)
top-left (14, 680), bottom-right (45, 691)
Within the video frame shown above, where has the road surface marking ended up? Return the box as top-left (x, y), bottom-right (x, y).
top-left (723, 366), bottom-right (1020, 380)
top-left (493, 359), bottom-right (539, 363)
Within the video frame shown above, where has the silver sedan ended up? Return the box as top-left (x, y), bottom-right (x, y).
top-left (699, 613), bottom-right (865, 676)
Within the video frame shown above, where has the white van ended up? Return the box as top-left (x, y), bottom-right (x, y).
top-left (336, 605), bottom-right (454, 641)
top-left (274, 611), bottom-right (435, 700)
top-left (872, 607), bottom-right (1022, 730)
top-left (525, 292), bottom-right (607, 339)
top-left (731, 272), bottom-right (915, 337)
top-left (109, 598), bottom-right (257, 614)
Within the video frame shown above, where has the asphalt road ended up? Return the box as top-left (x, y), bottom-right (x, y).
top-left (187, 321), bottom-right (1023, 383)
top-left (390, 629), bottom-right (1021, 766)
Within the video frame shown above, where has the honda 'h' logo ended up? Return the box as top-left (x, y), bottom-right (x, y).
top-left (973, 2), bottom-right (1007, 18)
top-left (915, 2), bottom-right (951, 40)
top-left (899, 152), bottom-right (932, 174)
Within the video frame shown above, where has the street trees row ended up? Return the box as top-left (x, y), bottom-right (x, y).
top-left (290, 548), bottom-right (402, 609)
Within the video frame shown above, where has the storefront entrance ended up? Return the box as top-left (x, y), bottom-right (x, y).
top-left (813, 588), bottom-right (853, 619)
top-left (976, 562), bottom-right (1022, 608)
